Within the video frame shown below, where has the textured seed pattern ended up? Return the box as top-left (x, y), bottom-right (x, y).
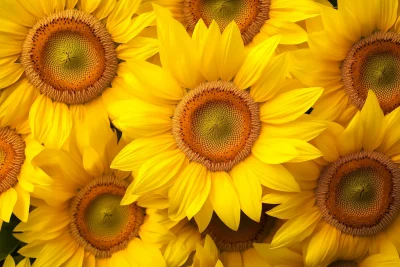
top-left (173, 81), bottom-right (260, 172)
top-left (316, 151), bottom-right (400, 236)
top-left (69, 176), bottom-right (145, 258)
top-left (21, 10), bottom-right (117, 105)
top-left (342, 31), bottom-right (400, 114)
top-left (0, 127), bottom-right (25, 194)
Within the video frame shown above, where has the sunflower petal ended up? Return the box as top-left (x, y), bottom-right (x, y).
top-left (209, 172), bottom-right (241, 231)
top-left (361, 91), bottom-right (385, 151)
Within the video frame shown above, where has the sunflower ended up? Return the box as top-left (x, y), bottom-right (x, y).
top-left (106, 6), bottom-right (325, 231)
top-left (262, 91), bottom-right (400, 267)
top-left (327, 253), bottom-right (400, 267)
top-left (13, 112), bottom-right (171, 267)
top-left (290, 0), bottom-right (400, 125)
top-left (0, 0), bottom-right (157, 149)
top-left (159, 204), bottom-right (303, 267)
top-left (139, 0), bottom-right (320, 47)
top-left (3, 256), bottom-right (31, 267)
top-left (0, 113), bottom-right (49, 229)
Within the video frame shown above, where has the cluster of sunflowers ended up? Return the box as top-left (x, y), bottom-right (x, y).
top-left (1, 0), bottom-right (400, 266)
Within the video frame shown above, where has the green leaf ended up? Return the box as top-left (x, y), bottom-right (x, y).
top-left (0, 215), bottom-right (21, 261)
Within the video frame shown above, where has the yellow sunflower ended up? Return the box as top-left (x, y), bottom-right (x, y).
top-left (0, 0), bottom-right (157, 149)
top-left (139, 0), bottom-right (320, 47)
top-left (13, 112), bottom-right (171, 267)
top-left (158, 204), bottom-right (302, 267)
top-left (0, 113), bottom-right (49, 229)
top-left (106, 6), bottom-right (325, 231)
top-left (263, 91), bottom-right (400, 267)
top-left (3, 256), bottom-right (31, 267)
top-left (290, 0), bottom-right (400, 125)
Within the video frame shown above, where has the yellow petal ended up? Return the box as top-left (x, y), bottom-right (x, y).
top-left (16, 258), bottom-right (31, 267)
top-left (111, 11), bottom-right (155, 43)
top-left (220, 251), bottom-right (242, 267)
top-left (263, 19), bottom-right (308, 45)
top-left (263, 117), bottom-right (327, 141)
top-left (155, 5), bottom-right (203, 89)
top-left (361, 91), bottom-right (386, 151)
top-left (0, 80), bottom-right (38, 126)
top-left (163, 226), bottom-right (200, 267)
top-left (241, 248), bottom-right (269, 266)
top-left (253, 244), bottom-right (304, 266)
top-left (305, 223), bottom-right (340, 267)
top-left (3, 255), bottom-right (15, 267)
top-left (106, 0), bottom-right (141, 36)
top-left (267, 192), bottom-right (314, 219)
top-left (45, 102), bottom-right (72, 149)
top-left (271, 207), bottom-right (321, 248)
top-left (360, 254), bottom-right (400, 267)
top-left (345, 0), bottom-right (378, 37)
top-left (284, 161), bottom-right (321, 181)
top-left (217, 21), bottom-right (244, 81)
top-left (62, 247), bottom-right (84, 267)
top-left (116, 37), bottom-right (158, 62)
top-left (82, 147), bottom-right (105, 177)
top-left (194, 199), bottom-right (213, 233)
top-left (111, 134), bottom-right (176, 172)
top-left (380, 107), bottom-right (400, 153)
top-left (92, 0), bottom-right (116, 20)
top-left (269, 0), bottom-right (320, 22)
top-left (338, 111), bottom-right (363, 156)
top-left (0, 187), bottom-right (17, 222)
top-left (310, 90), bottom-right (349, 122)
top-left (252, 137), bottom-right (298, 164)
top-left (0, 63), bottom-right (24, 89)
top-left (29, 94), bottom-right (54, 145)
top-left (126, 149), bottom-right (187, 196)
top-left (200, 21), bottom-right (221, 81)
top-left (79, 0), bottom-right (101, 13)
top-left (250, 53), bottom-right (289, 102)
top-left (125, 60), bottom-right (183, 102)
top-left (230, 160), bottom-right (262, 222)
top-left (168, 163), bottom-right (210, 221)
top-left (260, 87), bottom-right (323, 124)
top-left (209, 172), bottom-right (241, 231)
top-left (108, 98), bottom-right (173, 139)
top-left (0, 1), bottom-right (36, 27)
top-left (33, 235), bottom-right (79, 267)
top-left (19, 0), bottom-right (56, 18)
top-left (234, 35), bottom-right (281, 89)
top-left (13, 184), bottom-right (30, 222)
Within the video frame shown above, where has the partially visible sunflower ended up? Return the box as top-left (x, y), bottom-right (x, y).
top-left (13, 112), bottom-right (171, 267)
top-left (326, 253), bottom-right (400, 267)
top-left (107, 6), bottom-right (325, 231)
top-left (263, 91), bottom-right (400, 267)
top-left (0, 112), bottom-right (49, 229)
top-left (139, 0), bottom-right (320, 47)
top-left (158, 204), bottom-right (303, 267)
top-left (3, 256), bottom-right (31, 267)
top-left (0, 0), bottom-right (157, 149)
top-left (290, 0), bottom-right (400, 125)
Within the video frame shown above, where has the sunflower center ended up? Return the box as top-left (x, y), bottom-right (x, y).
top-left (203, 206), bottom-right (276, 252)
top-left (0, 127), bottom-right (25, 194)
top-left (342, 32), bottom-right (400, 114)
top-left (70, 176), bottom-right (145, 258)
top-left (316, 151), bottom-right (400, 236)
top-left (183, 0), bottom-right (270, 44)
top-left (173, 81), bottom-right (260, 172)
top-left (328, 261), bottom-right (358, 267)
top-left (21, 10), bottom-right (117, 105)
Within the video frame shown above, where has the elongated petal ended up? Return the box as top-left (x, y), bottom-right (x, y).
top-left (230, 160), bottom-right (262, 222)
top-left (29, 95), bottom-right (54, 145)
top-left (0, 63), bottom-right (24, 89)
top-left (305, 223), bottom-right (340, 267)
top-left (217, 21), bottom-right (245, 81)
top-left (361, 91), bottom-right (385, 151)
top-left (253, 243), bottom-right (304, 266)
top-left (271, 207), bottom-right (321, 248)
top-left (0, 188), bottom-right (17, 222)
top-left (209, 172), bottom-right (241, 231)
top-left (168, 163), bottom-right (210, 221)
top-left (260, 87), bottom-right (323, 124)
top-left (234, 35), bottom-right (281, 89)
